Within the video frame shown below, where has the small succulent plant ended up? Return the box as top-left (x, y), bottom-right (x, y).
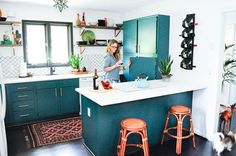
top-left (158, 56), bottom-right (173, 77)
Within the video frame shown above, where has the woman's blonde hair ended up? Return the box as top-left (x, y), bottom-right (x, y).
top-left (106, 39), bottom-right (120, 60)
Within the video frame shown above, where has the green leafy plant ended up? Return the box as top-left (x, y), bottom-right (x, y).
top-left (222, 44), bottom-right (236, 84)
top-left (69, 54), bottom-right (83, 69)
top-left (158, 56), bottom-right (173, 76)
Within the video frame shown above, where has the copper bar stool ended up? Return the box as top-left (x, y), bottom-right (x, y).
top-left (161, 105), bottom-right (195, 154)
top-left (117, 118), bottom-right (149, 156)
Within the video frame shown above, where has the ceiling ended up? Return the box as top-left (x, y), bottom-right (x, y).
top-left (1, 0), bottom-right (158, 12)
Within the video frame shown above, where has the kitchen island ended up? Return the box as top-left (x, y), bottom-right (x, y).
top-left (75, 80), bottom-right (206, 156)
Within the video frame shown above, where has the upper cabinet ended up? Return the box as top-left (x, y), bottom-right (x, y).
top-left (137, 16), bottom-right (157, 57)
top-left (123, 15), bottom-right (169, 58)
top-left (123, 15), bottom-right (170, 80)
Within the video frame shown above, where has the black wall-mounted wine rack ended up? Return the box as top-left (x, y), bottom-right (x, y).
top-left (179, 13), bottom-right (197, 70)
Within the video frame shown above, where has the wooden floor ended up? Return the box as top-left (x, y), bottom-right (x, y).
top-left (6, 125), bottom-right (236, 156)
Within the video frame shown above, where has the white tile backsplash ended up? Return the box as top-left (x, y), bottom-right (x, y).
top-left (0, 53), bottom-right (105, 78)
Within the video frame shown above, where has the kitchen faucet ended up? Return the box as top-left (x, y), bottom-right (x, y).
top-left (48, 58), bottom-right (56, 75)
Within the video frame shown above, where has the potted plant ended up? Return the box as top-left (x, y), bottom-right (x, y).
top-left (222, 44), bottom-right (236, 85)
top-left (69, 54), bottom-right (83, 72)
top-left (158, 56), bottom-right (173, 81)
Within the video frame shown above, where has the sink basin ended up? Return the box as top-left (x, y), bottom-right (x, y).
top-left (45, 74), bottom-right (58, 76)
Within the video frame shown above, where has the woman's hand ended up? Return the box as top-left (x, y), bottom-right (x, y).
top-left (127, 60), bottom-right (131, 67)
top-left (115, 60), bottom-right (122, 67)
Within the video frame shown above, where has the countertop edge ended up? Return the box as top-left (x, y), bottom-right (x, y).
top-left (76, 80), bottom-right (207, 106)
top-left (4, 72), bottom-right (105, 84)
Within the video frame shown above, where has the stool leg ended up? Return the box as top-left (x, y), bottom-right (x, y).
top-left (176, 114), bottom-right (182, 154)
top-left (190, 115), bottom-right (195, 148)
top-left (161, 112), bottom-right (170, 144)
top-left (142, 128), bottom-right (150, 156)
top-left (117, 130), bottom-right (122, 155)
top-left (118, 129), bottom-right (127, 156)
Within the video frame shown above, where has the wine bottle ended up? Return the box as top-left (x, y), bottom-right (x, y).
top-left (181, 27), bottom-right (195, 38)
top-left (81, 12), bottom-right (86, 27)
top-left (179, 48), bottom-right (193, 59)
top-left (93, 68), bottom-right (99, 90)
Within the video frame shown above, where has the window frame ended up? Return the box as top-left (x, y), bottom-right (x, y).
top-left (22, 20), bottom-right (73, 68)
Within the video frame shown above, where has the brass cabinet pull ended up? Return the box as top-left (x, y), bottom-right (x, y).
top-left (18, 104), bottom-right (29, 108)
top-left (17, 95), bottom-right (29, 98)
top-left (17, 87), bottom-right (28, 90)
top-left (19, 114), bottom-right (30, 117)
top-left (55, 88), bottom-right (57, 97)
top-left (60, 88), bottom-right (63, 96)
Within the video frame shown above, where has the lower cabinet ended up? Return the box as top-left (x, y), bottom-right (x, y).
top-left (36, 81), bottom-right (59, 119)
top-left (5, 78), bottom-right (79, 126)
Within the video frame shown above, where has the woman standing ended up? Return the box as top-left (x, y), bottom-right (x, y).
top-left (103, 39), bottom-right (130, 82)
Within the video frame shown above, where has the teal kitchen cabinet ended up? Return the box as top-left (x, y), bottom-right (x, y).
top-left (123, 19), bottom-right (137, 55)
top-left (36, 79), bottom-right (79, 119)
top-left (35, 81), bottom-right (59, 119)
top-left (123, 15), bottom-right (170, 80)
top-left (5, 82), bottom-right (36, 125)
top-left (59, 79), bottom-right (79, 115)
top-left (5, 78), bottom-right (79, 126)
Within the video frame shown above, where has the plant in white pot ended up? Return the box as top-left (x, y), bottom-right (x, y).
top-left (158, 56), bottom-right (173, 81)
top-left (69, 54), bottom-right (83, 72)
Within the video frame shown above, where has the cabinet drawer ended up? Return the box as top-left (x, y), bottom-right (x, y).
top-left (12, 100), bottom-right (34, 111)
top-left (60, 79), bottom-right (79, 87)
top-left (35, 81), bottom-right (57, 89)
top-left (11, 91), bottom-right (34, 101)
top-left (7, 83), bottom-right (34, 92)
top-left (11, 110), bottom-right (35, 123)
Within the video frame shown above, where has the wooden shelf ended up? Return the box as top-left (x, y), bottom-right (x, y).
top-left (0, 21), bottom-right (21, 25)
top-left (74, 25), bottom-right (122, 30)
top-left (0, 44), bottom-right (22, 47)
top-left (77, 44), bottom-right (107, 47)
top-left (74, 25), bottom-right (122, 37)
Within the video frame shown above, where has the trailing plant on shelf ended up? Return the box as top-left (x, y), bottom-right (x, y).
top-left (158, 56), bottom-right (173, 80)
top-left (69, 54), bottom-right (83, 71)
top-left (222, 44), bottom-right (236, 85)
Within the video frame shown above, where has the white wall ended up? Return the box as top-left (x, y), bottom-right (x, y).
top-left (0, 2), bottom-right (123, 76)
top-left (2, 0), bottom-right (236, 140)
top-left (122, 0), bottom-right (236, 140)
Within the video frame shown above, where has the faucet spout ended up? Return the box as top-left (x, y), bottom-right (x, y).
top-left (48, 58), bottom-right (56, 75)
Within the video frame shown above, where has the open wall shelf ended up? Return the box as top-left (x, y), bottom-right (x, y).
top-left (74, 25), bottom-right (122, 37)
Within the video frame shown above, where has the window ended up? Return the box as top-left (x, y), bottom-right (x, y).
top-left (22, 20), bottom-right (73, 67)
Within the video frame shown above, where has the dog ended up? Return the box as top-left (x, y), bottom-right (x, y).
top-left (213, 131), bottom-right (236, 156)
top-left (219, 103), bottom-right (236, 133)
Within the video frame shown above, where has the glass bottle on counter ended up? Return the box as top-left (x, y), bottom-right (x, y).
top-left (93, 68), bottom-right (99, 90)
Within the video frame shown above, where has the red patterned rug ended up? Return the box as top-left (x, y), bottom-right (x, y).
top-left (27, 116), bottom-right (82, 147)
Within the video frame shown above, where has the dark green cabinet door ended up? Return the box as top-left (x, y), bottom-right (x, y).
top-left (60, 86), bottom-right (79, 115)
top-left (123, 19), bottom-right (137, 55)
top-left (36, 81), bottom-right (59, 118)
top-left (37, 88), bottom-right (59, 118)
top-left (138, 16), bottom-right (157, 57)
top-left (156, 15), bottom-right (170, 79)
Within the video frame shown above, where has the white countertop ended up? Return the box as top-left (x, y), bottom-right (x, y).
top-left (75, 80), bottom-right (207, 106)
top-left (4, 72), bottom-right (105, 84)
